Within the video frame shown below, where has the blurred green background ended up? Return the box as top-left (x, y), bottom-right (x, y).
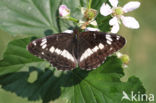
top-left (0, 0), bottom-right (156, 103)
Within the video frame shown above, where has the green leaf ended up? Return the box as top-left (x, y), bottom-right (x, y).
top-left (0, 59), bottom-right (146, 103)
top-left (0, 0), bottom-right (56, 36)
top-left (0, 38), bottom-right (146, 103)
top-left (0, 0), bottom-right (113, 36)
top-left (91, 0), bottom-right (107, 10)
top-left (91, 0), bottom-right (112, 32)
top-left (0, 37), bottom-right (46, 75)
top-left (96, 14), bottom-right (112, 32)
top-left (0, 0), bottom-right (85, 36)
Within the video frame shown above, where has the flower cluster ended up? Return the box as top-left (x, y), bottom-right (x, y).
top-left (59, 0), bottom-right (141, 33)
top-left (100, 0), bottom-right (140, 33)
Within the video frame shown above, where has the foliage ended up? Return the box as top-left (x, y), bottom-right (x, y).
top-left (0, 39), bottom-right (146, 102)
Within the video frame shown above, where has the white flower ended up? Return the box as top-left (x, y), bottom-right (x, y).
top-left (100, 0), bottom-right (141, 33)
top-left (59, 5), bottom-right (70, 18)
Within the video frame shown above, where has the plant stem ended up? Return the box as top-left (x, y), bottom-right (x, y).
top-left (88, 0), bottom-right (92, 9)
top-left (68, 17), bottom-right (79, 23)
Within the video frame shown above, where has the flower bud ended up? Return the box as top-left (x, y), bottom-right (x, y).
top-left (59, 5), bottom-right (70, 18)
top-left (121, 54), bottom-right (130, 65)
top-left (116, 52), bottom-right (130, 68)
top-left (81, 7), bottom-right (97, 21)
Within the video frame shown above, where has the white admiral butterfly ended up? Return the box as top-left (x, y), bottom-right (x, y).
top-left (27, 30), bottom-right (126, 70)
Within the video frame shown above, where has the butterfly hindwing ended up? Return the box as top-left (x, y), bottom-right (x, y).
top-left (78, 31), bottom-right (126, 70)
top-left (27, 33), bottom-right (77, 70)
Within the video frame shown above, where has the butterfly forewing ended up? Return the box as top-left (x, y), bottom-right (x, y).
top-left (27, 33), bottom-right (77, 70)
top-left (78, 31), bottom-right (126, 70)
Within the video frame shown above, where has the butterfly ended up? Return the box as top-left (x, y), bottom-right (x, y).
top-left (27, 30), bottom-right (126, 70)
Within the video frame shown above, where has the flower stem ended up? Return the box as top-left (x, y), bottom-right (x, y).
top-left (89, 24), bottom-right (98, 28)
top-left (88, 0), bottom-right (92, 9)
top-left (68, 17), bottom-right (79, 23)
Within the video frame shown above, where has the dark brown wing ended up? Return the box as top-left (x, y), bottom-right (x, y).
top-left (27, 33), bottom-right (77, 70)
top-left (78, 31), bottom-right (126, 70)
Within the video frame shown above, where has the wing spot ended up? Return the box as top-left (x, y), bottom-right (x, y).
top-left (32, 41), bottom-right (36, 46)
top-left (49, 46), bottom-right (55, 53)
top-left (42, 44), bottom-right (47, 49)
top-left (98, 43), bottom-right (104, 49)
top-left (49, 47), bottom-right (75, 62)
top-left (80, 44), bottom-right (104, 62)
top-left (116, 36), bottom-right (120, 40)
top-left (106, 34), bottom-right (111, 38)
top-left (106, 36), bottom-right (113, 41)
top-left (80, 48), bottom-right (93, 62)
top-left (92, 46), bottom-right (99, 52)
top-left (61, 50), bottom-right (75, 62)
top-left (40, 38), bottom-right (47, 46)
top-left (55, 48), bottom-right (62, 55)
top-left (107, 40), bottom-right (112, 45)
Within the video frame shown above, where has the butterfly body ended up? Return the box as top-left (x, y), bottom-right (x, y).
top-left (27, 30), bottom-right (126, 70)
